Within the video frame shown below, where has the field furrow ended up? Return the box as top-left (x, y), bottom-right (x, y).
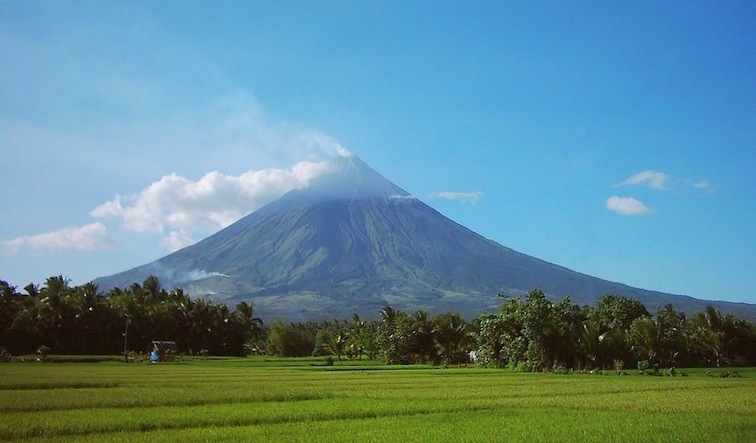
top-left (0, 359), bottom-right (753, 442)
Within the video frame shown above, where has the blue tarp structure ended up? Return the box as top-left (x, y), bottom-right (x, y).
top-left (149, 341), bottom-right (177, 362)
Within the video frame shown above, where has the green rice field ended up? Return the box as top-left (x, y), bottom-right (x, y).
top-left (1, 357), bottom-right (754, 442)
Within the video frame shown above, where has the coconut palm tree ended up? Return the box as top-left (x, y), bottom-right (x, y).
top-left (234, 301), bottom-right (264, 341)
top-left (577, 319), bottom-right (605, 370)
top-left (691, 306), bottom-right (725, 366)
top-left (629, 316), bottom-right (661, 368)
top-left (433, 312), bottom-right (471, 366)
top-left (37, 275), bottom-right (71, 351)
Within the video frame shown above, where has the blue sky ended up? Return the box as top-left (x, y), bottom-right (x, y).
top-left (1, 1), bottom-right (754, 304)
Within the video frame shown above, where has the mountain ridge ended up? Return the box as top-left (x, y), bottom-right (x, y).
top-left (94, 155), bottom-right (756, 321)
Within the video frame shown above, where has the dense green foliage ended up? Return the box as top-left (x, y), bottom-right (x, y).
top-left (476, 290), bottom-right (756, 370)
top-left (1, 277), bottom-right (754, 370)
top-left (0, 359), bottom-right (754, 442)
top-left (0, 276), bottom-right (262, 356)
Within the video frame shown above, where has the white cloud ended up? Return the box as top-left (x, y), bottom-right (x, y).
top-left (616, 170), bottom-right (669, 190)
top-left (206, 94), bottom-right (347, 167)
top-left (91, 160), bottom-right (333, 247)
top-left (337, 146), bottom-right (353, 158)
top-left (605, 196), bottom-right (654, 216)
top-left (428, 191), bottom-right (484, 205)
top-left (616, 170), bottom-right (718, 194)
top-left (683, 178), bottom-right (719, 193)
top-left (0, 223), bottom-right (116, 256)
top-left (3, 92), bottom-right (348, 255)
top-left (161, 230), bottom-right (195, 252)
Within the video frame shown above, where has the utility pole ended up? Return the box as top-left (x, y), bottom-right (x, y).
top-left (123, 313), bottom-right (132, 363)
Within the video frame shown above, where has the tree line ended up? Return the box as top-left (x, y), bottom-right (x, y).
top-left (1, 276), bottom-right (754, 370)
top-left (0, 276), bottom-right (262, 357)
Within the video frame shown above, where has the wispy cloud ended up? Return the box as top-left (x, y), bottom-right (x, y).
top-left (605, 196), bottom-right (654, 216)
top-left (428, 191), bottom-right (484, 205)
top-left (207, 94), bottom-right (347, 167)
top-left (91, 161), bottom-right (333, 248)
top-left (389, 194), bottom-right (418, 201)
top-left (682, 178), bottom-right (719, 193)
top-left (616, 170), bottom-right (669, 190)
top-left (0, 223), bottom-right (116, 256)
top-left (617, 170), bottom-right (718, 193)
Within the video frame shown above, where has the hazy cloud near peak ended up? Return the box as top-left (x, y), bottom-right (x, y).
top-left (206, 94), bottom-right (347, 167)
top-left (605, 196), bottom-right (654, 216)
top-left (0, 223), bottom-right (116, 256)
top-left (428, 191), bottom-right (484, 205)
top-left (91, 160), bottom-right (333, 248)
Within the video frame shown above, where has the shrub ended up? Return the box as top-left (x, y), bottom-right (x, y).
top-left (507, 360), bottom-right (529, 372)
top-left (637, 360), bottom-right (649, 375)
top-left (552, 365), bottom-right (570, 375)
top-left (713, 370), bottom-right (741, 378)
top-left (613, 359), bottom-right (624, 375)
top-left (36, 345), bottom-right (51, 362)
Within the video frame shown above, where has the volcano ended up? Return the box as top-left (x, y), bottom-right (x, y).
top-left (94, 155), bottom-right (755, 321)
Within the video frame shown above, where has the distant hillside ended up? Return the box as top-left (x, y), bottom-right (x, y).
top-left (95, 155), bottom-right (756, 322)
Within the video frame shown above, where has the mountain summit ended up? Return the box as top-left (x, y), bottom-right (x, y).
top-left (306, 154), bottom-right (410, 200)
top-left (94, 156), bottom-right (755, 321)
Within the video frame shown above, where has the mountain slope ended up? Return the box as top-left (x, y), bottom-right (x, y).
top-left (94, 155), bottom-right (756, 321)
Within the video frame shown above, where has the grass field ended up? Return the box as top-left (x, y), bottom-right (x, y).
top-left (0, 357), bottom-right (754, 442)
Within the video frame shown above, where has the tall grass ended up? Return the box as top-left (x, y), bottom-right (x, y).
top-left (0, 358), bottom-right (753, 442)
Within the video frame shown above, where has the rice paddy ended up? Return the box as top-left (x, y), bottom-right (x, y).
top-left (1, 357), bottom-right (754, 442)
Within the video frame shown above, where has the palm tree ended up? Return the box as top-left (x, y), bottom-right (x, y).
top-left (234, 301), bottom-right (264, 341)
top-left (349, 314), bottom-right (378, 359)
top-left (411, 310), bottom-right (435, 363)
top-left (0, 281), bottom-right (24, 353)
top-left (37, 275), bottom-right (71, 351)
top-left (66, 285), bottom-right (97, 353)
top-left (142, 276), bottom-right (167, 302)
top-left (188, 299), bottom-right (218, 354)
top-left (348, 314), bottom-right (364, 359)
top-left (577, 319), bottom-right (605, 370)
top-left (170, 288), bottom-right (193, 354)
top-left (433, 312), bottom-right (471, 366)
top-left (629, 316), bottom-right (661, 367)
top-left (329, 333), bottom-right (347, 361)
top-left (9, 295), bottom-right (39, 353)
top-left (380, 305), bottom-right (397, 324)
top-left (23, 283), bottom-right (39, 297)
top-left (691, 306), bottom-right (723, 366)
top-left (377, 305), bottom-right (413, 364)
